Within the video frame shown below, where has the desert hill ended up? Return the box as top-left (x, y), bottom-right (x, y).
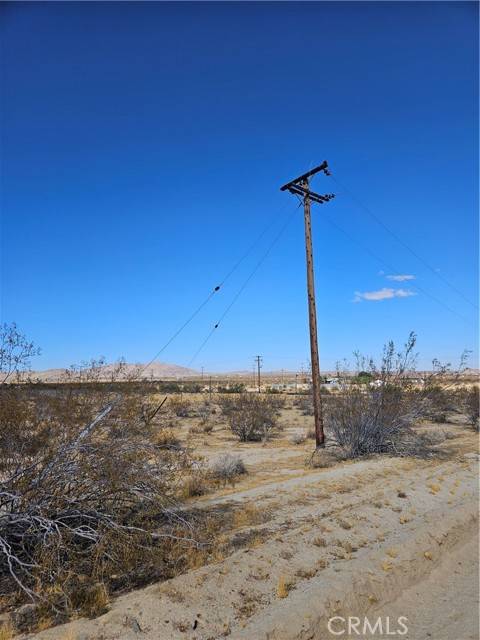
top-left (26, 361), bottom-right (199, 382)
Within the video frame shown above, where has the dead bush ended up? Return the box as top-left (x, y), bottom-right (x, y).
top-left (0, 386), bottom-right (194, 616)
top-left (219, 393), bottom-right (280, 442)
top-left (0, 330), bottom-right (197, 620)
top-left (232, 503), bottom-right (266, 528)
top-left (153, 428), bottom-right (181, 448)
top-left (181, 473), bottom-right (209, 498)
top-left (210, 454), bottom-right (247, 485)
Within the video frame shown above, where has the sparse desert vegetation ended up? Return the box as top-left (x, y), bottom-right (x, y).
top-left (0, 324), bottom-right (478, 638)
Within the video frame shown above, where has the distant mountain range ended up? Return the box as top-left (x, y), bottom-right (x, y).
top-left (18, 363), bottom-right (480, 383)
top-left (25, 361), bottom-right (199, 382)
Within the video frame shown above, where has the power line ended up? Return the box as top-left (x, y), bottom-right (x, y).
top-left (85, 201), bottom-right (297, 434)
top-left (188, 204), bottom-right (301, 366)
top-left (216, 200), bottom-right (290, 288)
top-left (320, 209), bottom-right (472, 325)
top-left (330, 173), bottom-right (478, 311)
top-left (136, 201), bottom-right (291, 379)
top-left (138, 288), bottom-right (219, 378)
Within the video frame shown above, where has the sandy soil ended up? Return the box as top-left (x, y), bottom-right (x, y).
top-left (364, 534), bottom-right (479, 640)
top-left (25, 402), bottom-right (479, 640)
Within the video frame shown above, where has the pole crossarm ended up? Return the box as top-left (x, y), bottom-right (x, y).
top-left (280, 161), bottom-right (335, 206)
top-left (286, 184), bottom-right (335, 204)
top-left (280, 160), bottom-right (331, 192)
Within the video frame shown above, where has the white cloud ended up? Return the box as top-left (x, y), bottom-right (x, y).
top-left (385, 274), bottom-right (416, 282)
top-left (353, 287), bottom-right (417, 303)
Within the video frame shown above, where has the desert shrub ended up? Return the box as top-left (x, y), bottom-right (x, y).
top-left (153, 428), bottom-right (181, 448)
top-left (210, 454), bottom-right (247, 485)
top-left (420, 430), bottom-right (448, 446)
top-left (0, 322), bottom-right (40, 383)
top-left (0, 384), bottom-right (195, 616)
top-left (197, 402), bottom-right (211, 425)
top-left (463, 386), bottom-right (479, 430)
top-left (169, 396), bottom-right (192, 417)
top-left (157, 381), bottom-right (182, 393)
top-left (309, 451), bottom-right (339, 468)
top-left (188, 425), bottom-right (202, 435)
top-left (354, 371), bottom-right (373, 384)
top-left (290, 432), bottom-right (306, 445)
top-left (219, 393), bottom-right (279, 442)
top-left (268, 394), bottom-right (286, 411)
top-left (326, 386), bottom-right (428, 457)
top-left (182, 382), bottom-right (203, 393)
top-left (424, 385), bottom-right (453, 423)
top-left (294, 395), bottom-right (314, 416)
top-left (181, 473), bottom-right (209, 498)
top-left (0, 331), bottom-right (197, 621)
top-left (448, 388), bottom-right (469, 413)
top-left (276, 575), bottom-right (293, 598)
top-left (217, 383), bottom-right (246, 394)
top-left (327, 334), bottom-right (464, 459)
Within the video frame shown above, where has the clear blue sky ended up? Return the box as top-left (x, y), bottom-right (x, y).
top-left (1, 2), bottom-right (478, 372)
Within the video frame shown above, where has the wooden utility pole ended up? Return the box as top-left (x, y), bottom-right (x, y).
top-left (303, 187), bottom-right (324, 447)
top-left (280, 161), bottom-right (334, 448)
top-left (254, 355), bottom-right (263, 393)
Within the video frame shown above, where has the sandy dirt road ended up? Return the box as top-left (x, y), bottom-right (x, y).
top-left (365, 533), bottom-right (479, 640)
top-left (27, 432), bottom-right (478, 640)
